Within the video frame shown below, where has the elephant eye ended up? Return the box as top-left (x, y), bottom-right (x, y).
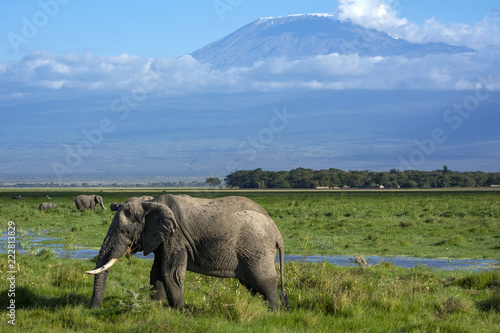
top-left (121, 225), bottom-right (138, 239)
top-left (120, 228), bottom-right (131, 237)
top-left (122, 209), bottom-right (131, 219)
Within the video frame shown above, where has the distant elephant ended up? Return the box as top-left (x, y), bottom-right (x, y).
top-left (87, 194), bottom-right (289, 311)
top-left (39, 202), bottom-right (57, 210)
top-left (110, 196), bottom-right (153, 211)
top-left (110, 203), bottom-right (122, 211)
top-left (124, 196), bottom-right (154, 203)
top-left (75, 195), bottom-right (105, 210)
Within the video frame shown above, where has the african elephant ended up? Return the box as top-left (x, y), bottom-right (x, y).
top-left (110, 196), bottom-right (153, 211)
top-left (87, 194), bottom-right (289, 311)
top-left (125, 196), bottom-right (154, 203)
top-left (110, 203), bottom-right (122, 211)
top-left (75, 195), bottom-right (106, 210)
top-left (39, 202), bottom-right (57, 210)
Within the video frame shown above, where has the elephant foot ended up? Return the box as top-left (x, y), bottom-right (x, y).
top-left (150, 281), bottom-right (167, 301)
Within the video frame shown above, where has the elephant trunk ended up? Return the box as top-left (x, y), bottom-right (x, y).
top-left (99, 197), bottom-right (106, 210)
top-left (88, 249), bottom-right (113, 308)
top-left (89, 269), bottom-right (110, 308)
top-left (88, 233), bottom-right (127, 308)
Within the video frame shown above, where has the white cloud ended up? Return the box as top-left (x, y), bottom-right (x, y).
top-left (1, 0), bottom-right (500, 102)
top-left (336, 0), bottom-right (500, 49)
top-left (238, 51), bottom-right (500, 91)
top-left (0, 51), bottom-right (149, 92)
top-left (0, 46), bottom-right (499, 104)
top-left (0, 2), bottom-right (498, 104)
top-left (337, 0), bottom-right (408, 31)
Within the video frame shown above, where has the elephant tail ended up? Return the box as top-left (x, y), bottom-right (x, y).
top-left (277, 240), bottom-right (290, 310)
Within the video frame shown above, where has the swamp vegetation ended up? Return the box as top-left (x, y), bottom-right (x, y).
top-left (1, 189), bottom-right (499, 332)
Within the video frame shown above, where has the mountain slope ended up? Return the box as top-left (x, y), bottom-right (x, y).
top-left (191, 14), bottom-right (475, 69)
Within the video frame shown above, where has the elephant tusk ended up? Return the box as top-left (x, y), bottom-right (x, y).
top-left (86, 258), bottom-right (119, 275)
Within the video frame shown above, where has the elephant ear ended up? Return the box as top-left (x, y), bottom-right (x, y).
top-left (141, 202), bottom-right (177, 255)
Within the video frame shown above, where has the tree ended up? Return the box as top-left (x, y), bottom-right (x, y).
top-left (443, 164), bottom-right (450, 174)
top-left (345, 170), bottom-right (364, 188)
top-left (267, 171), bottom-right (290, 188)
top-left (249, 168), bottom-right (266, 189)
top-left (206, 177), bottom-right (222, 187)
top-left (223, 168), bottom-right (500, 189)
top-left (288, 168), bottom-right (316, 188)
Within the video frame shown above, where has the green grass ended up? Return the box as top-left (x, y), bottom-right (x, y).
top-left (1, 254), bottom-right (499, 332)
top-left (259, 190), bottom-right (500, 258)
top-left (1, 189), bottom-right (499, 331)
top-left (1, 189), bottom-right (499, 258)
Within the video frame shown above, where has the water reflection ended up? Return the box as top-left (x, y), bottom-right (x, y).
top-left (283, 255), bottom-right (498, 271)
top-left (2, 232), bottom-right (498, 271)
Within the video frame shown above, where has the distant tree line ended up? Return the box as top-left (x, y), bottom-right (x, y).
top-left (0, 181), bottom-right (209, 188)
top-left (224, 167), bottom-right (500, 189)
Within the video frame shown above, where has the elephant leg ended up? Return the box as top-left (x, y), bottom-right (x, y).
top-left (241, 259), bottom-right (280, 310)
top-left (150, 253), bottom-right (166, 301)
top-left (238, 278), bottom-right (257, 296)
top-left (257, 277), bottom-right (280, 311)
top-left (163, 269), bottom-right (186, 309)
top-left (159, 248), bottom-right (188, 309)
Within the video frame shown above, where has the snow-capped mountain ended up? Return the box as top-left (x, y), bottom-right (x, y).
top-left (191, 13), bottom-right (475, 69)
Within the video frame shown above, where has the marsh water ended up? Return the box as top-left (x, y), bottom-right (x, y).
top-left (2, 231), bottom-right (498, 271)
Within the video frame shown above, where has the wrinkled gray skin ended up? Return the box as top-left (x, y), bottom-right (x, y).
top-left (75, 195), bottom-right (106, 210)
top-left (125, 196), bottom-right (154, 203)
top-left (110, 196), bottom-right (153, 211)
top-left (110, 203), bottom-right (122, 211)
top-left (39, 202), bottom-right (57, 210)
top-left (88, 194), bottom-right (289, 311)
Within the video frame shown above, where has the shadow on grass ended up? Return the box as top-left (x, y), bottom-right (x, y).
top-left (478, 295), bottom-right (500, 313)
top-left (0, 287), bottom-right (89, 311)
top-left (0, 285), bottom-right (159, 319)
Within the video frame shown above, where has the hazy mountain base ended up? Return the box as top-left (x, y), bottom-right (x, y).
top-left (3, 89), bottom-right (500, 176)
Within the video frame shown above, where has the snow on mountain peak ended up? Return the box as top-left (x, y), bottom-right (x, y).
top-left (259, 13), bottom-right (335, 21)
top-left (191, 13), bottom-right (475, 69)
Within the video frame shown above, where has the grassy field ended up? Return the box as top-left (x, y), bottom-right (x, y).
top-left (1, 254), bottom-right (499, 332)
top-left (1, 189), bottom-right (499, 331)
top-left (1, 188), bottom-right (499, 258)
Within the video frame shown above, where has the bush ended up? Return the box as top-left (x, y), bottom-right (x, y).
top-left (452, 271), bottom-right (500, 290)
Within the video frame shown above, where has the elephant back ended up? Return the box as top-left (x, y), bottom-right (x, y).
top-left (212, 196), bottom-right (269, 217)
top-left (153, 194), bottom-right (270, 225)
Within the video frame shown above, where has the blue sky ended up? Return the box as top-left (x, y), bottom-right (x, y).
top-left (1, 0), bottom-right (500, 180)
top-left (2, 0), bottom-right (499, 60)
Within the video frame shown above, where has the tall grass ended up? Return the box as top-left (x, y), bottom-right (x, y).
top-left (1, 189), bottom-right (499, 331)
top-left (258, 191), bottom-right (500, 258)
top-left (1, 189), bottom-right (499, 258)
top-left (1, 254), bottom-right (499, 332)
